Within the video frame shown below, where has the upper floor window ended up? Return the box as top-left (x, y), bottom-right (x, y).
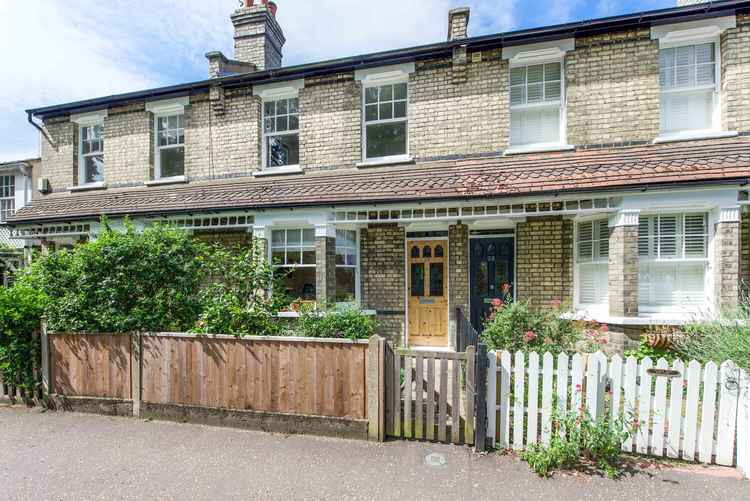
top-left (263, 97), bottom-right (299, 168)
top-left (155, 113), bottom-right (185, 179)
top-left (363, 82), bottom-right (408, 161)
top-left (0, 175), bottom-right (14, 223)
top-left (659, 42), bottom-right (718, 135)
top-left (576, 218), bottom-right (610, 307)
top-left (638, 213), bottom-right (708, 312)
top-left (79, 124), bottom-right (104, 184)
top-left (509, 61), bottom-right (564, 148)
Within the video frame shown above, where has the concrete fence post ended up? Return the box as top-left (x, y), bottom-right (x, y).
top-left (367, 335), bottom-right (385, 442)
top-left (131, 332), bottom-right (142, 418)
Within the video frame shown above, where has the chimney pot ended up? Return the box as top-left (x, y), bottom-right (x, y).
top-left (448, 7), bottom-right (470, 41)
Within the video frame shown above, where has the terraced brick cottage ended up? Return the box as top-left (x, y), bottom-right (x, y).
top-left (5, 0), bottom-right (750, 350)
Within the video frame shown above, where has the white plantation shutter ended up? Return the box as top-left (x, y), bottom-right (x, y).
top-left (510, 108), bottom-right (560, 146)
top-left (658, 215), bottom-right (680, 259)
top-left (509, 61), bottom-right (562, 147)
top-left (684, 214), bottom-right (708, 258)
top-left (577, 218), bottom-right (609, 306)
top-left (597, 219), bottom-right (610, 258)
top-left (577, 221), bottom-right (593, 261)
top-left (579, 263), bottom-right (608, 305)
top-left (661, 91), bottom-right (714, 133)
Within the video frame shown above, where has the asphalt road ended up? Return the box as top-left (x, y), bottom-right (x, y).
top-left (0, 405), bottom-right (748, 500)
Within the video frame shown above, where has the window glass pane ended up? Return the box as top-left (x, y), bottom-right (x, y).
top-left (302, 249), bottom-right (316, 265)
top-left (280, 267), bottom-right (316, 301)
top-left (695, 43), bottom-right (715, 64)
top-left (379, 102), bottom-right (393, 120)
top-left (84, 155), bottom-right (105, 184)
top-left (393, 101), bottom-right (407, 119)
top-left (696, 63), bottom-right (715, 86)
top-left (411, 246), bottom-right (420, 258)
top-left (527, 83), bottom-right (543, 103)
top-left (684, 214), bottom-right (708, 258)
top-left (411, 263), bottom-right (424, 297)
top-left (266, 134), bottom-right (299, 167)
top-left (167, 115), bottom-right (178, 129)
top-left (287, 229), bottom-right (301, 245)
top-left (545, 81), bottom-right (561, 101)
top-left (510, 66), bottom-right (526, 86)
top-left (272, 250), bottom-right (285, 264)
top-left (287, 249), bottom-right (302, 265)
top-left (264, 117), bottom-right (275, 133)
top-left (527, 64), bottom-right (544, 84)
top-left (336, 268), bottom-right (356, 303)
top-left (302, 229), bottom-right (315, 246)
top-left (288, 115), bottom-right (299, 131)
top-left (429, 263), bottom-right (444, 297)
top-left (394, 83), bottom-right (407, 100)
top-left (510, 107), bottom-right (560, 146)
top-left (366, 122), bottom-right (407, 158)
top-left (380, 84), bottom-right (393, 101)
top-left (276, 116), bottom-right (288, 131)
top-left (264, 101), bottom-right (275, 116)
top-left (159, 147), bottom-right (184, 178)
top-left (660, 89), bottom-right (713, 133)
top-left (277, 99), bottom-right (288, 115)
top-left (422, 245), bottom-right (432, 258)
top-left (365, 104), bottom-right (378, 122)
top-left (544, 63), bottom-right (561, 81)
top-left (289, 98), bottom-right (299, 114)
top-left (434, 245), bottom-right (444, 258)
top-left (365, 87), bottom-right (378, 104)
top-left (510, 86), bottom-right (526, 106)
top-left (272, 230), bottom-right (285, 246)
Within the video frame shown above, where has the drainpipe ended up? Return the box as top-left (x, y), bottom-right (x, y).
top-left (26, 111), bottom-right (56, 150)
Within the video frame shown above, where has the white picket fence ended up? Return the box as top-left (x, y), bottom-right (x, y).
top-left (486, 350), bottom-right (750, 473)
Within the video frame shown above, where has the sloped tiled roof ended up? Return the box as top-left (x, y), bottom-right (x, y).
top-left (7, 138), bottom-right (750, 224)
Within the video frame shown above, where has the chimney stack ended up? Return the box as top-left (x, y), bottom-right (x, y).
top-left (448, 7), bottom-right (470, 41)
top-left (231, 0), bottom-right (286, 71)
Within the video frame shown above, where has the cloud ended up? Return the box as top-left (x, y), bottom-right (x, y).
top-left (0, 0), bottom-right (517, 162)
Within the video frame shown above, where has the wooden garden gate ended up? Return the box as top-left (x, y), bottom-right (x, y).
top-left (383, 345), bottom-right (481, 445)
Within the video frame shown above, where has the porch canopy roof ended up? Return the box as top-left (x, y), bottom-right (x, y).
top-left (6, 137), bottom-right (750, 225)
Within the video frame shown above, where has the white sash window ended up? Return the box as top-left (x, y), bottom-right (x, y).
top-left (576, 218), bottom-right (610, 307)
top-left (335, 229), bottom-right (358, 304)
top-left (271, 228), bottom-right (316, 303)
top-left (0, 175), bottom-right (15, 223)
top-left (509, 61), bottom-right (563, 148)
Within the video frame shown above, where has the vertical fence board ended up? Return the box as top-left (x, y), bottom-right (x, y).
top-left (487, 352), bottom-right (498, 446)
top-left (426, 357), bottom-right (435, 441)
top-left (570, 354), bottom-right (583, 413)
top-left (622, 356), bottom-right (638, 452)
top-left (651, 358), bottom-right (670, 457)
top-left (556, 352), bottom-right (569, 439)
top-left (541, 352), bottom-right (554, 445)
top-left (682, 360), bottom-right (702, 461)
top-left (451, 359), bottom-right (461, 445)
top-left (465, 346), bottom-right (475, 446)
top-left (393, 353), bottom-right (402, 437)
top-left (438, 358), bottom-right (448, 443)
top-left (527, 352), bottom-right (539, 445)
top-left (513, 351), bottom-right (525, 451)
top-left (609, 355), bottom-right (623, 427)
top-left (636, 357), bottom-right (653, 455)
top-left (415, 356), bottom-right (424, 440)
top-left (716, 361), bottom-right (739, 466)
top-left (499, 351), bottom-right (511, 448)
top-left (666, 359), bottom-right (685, 459)
top-left (737, 369), bottom-right (750, 478)
top-left (698, 362), bottom-right (719, 463)
top-left (404, 355), bottom-right (413, 439)
top-left (585, 354), bottom-right (601, 420)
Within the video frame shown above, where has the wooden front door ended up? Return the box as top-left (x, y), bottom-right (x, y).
top-left (407, 240), bottom-right (449, 347)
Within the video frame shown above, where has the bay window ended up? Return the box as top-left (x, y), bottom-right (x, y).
top-left (363, 81), bottom-right (408, 161)
top-left (155, 113), bottom-right (185, 179)
top-left (638, 213), bottom-right (709, 311)
top-left (509, 61), bottom-right (564, 148)
top-left (263, 97), bottom-right (299, 168)
top-left (0, 175), bottom-right (14, 223)
top-left (79, 123), bottom-right (104, 184)
top-left (335, 229), bottom-right (358, 303)
top-left (576, 218), bottom-right (610, 307)
top-left (271, 228), bottom-right (316, 302)
top-left (659, 42), bottom-right (718, 135)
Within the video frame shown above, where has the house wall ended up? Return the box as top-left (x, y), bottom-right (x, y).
top-left (359, 224), bottom-right (405, 346)
top-left (515, 216), bottom-right (574, 308)
top-left (36, 17), bottom-right (750, 193)
top-left (741, 207), bottom-right (750, 296)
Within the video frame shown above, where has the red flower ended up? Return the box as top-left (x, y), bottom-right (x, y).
top-left (600, 323), bottom-right (609, 333)
top-left (575, 384), bottom-right (582, 393)
top-left (523, 330), bottom-right (537, 343)
top-left (600, 338), bottom-right (608, 345)
top-left (491, 298), bottom-right (503, 307)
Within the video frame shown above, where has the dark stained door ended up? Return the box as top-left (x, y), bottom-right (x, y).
top-left (469, 237), bottom-right (514, 332)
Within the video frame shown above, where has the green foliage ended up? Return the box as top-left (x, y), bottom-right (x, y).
top-left (193, 241), bottom-right (290, 337)
top-left (676, 305), bottom-right (750, 372)
top-left (480, 300), bottom-right (606, 355)
top-left (22, 220), bottom-right (209, 332)
top-left (522, 408), bottom-right (634, 479)
top-left (296, 305), bottom-right (377, 340)
top-left (625, 337), bottom-right (677, 363)
top-left (0, 284), bottom-right (46, 390)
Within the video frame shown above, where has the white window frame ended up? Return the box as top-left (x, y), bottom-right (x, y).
top-left (0, 175), bottom-right (15, 223)
top-left (253, 80), bottom-right (304, 177)
top-left (507, 59), bottom-right (568, 153)
top-left (262, 96), bottom-right (300, 171)
top-left (637, 212), bottom-right (710, 313)
top-left (355, 63), bottom-right (415, 166)
top-left (335, 228), bottom-right (360, 305)
top-left (270, 227), bottom-right (317, 303)
top-left (574, 217), bottom-right (610, 311)
top-left (153, 111), bottom-right (186, 180)
top-left (71, 111), bottom-right (107, 187)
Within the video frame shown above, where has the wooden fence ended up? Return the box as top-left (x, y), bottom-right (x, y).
top-left (486, 350), bottom-right (750, 467)
top-left (384, 345), bottom-right (476, 445)
top-left (44, 331), bottom-right (376, 439)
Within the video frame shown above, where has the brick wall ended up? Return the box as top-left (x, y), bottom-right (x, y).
top-left (315, 235), bottom-right (336, 306)
top-left (410, 50), bottom-right (506, 159)
top-left (360, 224), bottom-right (405, 345)
top-left (741, 208), bottom-right (750, 297)
top-left (516, 216), bottom-right (573, 307)
top-left (194, 229), bottom-right (252, 247)
top-left (567, 29), bottom-right (660, 146)
top-left (448, 223), bottom-right (469, 348)
top-left (299, 74), bottom-right (362, 172)
top-left (714, 220), bottom-right (741, 312)
top-left (608, 224), bottom-right (639, 317)
top-left (722, 14), bottom-right (750, 133)
top-left (104, 103), bottom-right (151, 185)
top-left (40, 118), bottom-right (76, 192)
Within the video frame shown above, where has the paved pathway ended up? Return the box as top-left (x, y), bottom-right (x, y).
top-left (0, 406), bottom-right (747, 500)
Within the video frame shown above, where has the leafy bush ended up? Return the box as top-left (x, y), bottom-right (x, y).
top-left (522, 408), bottom-right (634, 479)
top-left (625, 329), bottom-right (678, 363)
top-left (23, 220), bottom-right (209, 332)
top-left (193, 241), bottom-right (290, 336)
top-left (480, 300), bottom-right (606, 355)
top-left (0, 284), bottom-right (46, 391)
top-left (296, 305), bottom-right (377, 340)
top-left (676, 305), bottom-right (750, 371)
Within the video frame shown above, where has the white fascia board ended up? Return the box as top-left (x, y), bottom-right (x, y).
top-left (254, 78), bottom-right (305, 100)
top-left (145, 96), bottom-right (190, 115)
top-left (619, 188), bottom-right (740, 212)
top-left (651, 16), bottom-right (736, 47)
top-left (502, 38), bottom-right (575, 65)
top-left (70, 110), bottom-right (108, 126)
top-left (354, 62), bottom-right (416, 85)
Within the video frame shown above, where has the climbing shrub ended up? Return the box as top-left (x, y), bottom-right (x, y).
top-left (0, 284), bottom-right (46, 391)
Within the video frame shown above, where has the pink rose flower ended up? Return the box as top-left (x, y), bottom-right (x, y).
top-left (523, 330), bottom-right (537, 343)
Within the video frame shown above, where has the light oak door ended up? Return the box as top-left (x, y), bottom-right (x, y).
top-left (407, 240), bottom-right (449, 347)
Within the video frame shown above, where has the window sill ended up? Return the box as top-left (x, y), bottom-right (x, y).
top-left (68, 182), bottom-right (107, 192)
top-left (571, 310), bottom-right (711, 326)
top-left (277, 308), bottom-right (376, 318)
top-left (504, 144), bottom-right (575, 156)
top-left (253, 166), bottom-right (303, 177)
top-left (145, 176), bottom-right (188, 187)
top-left (653, 130), bottom-right (738, 144)
top-left (356, 155), bottom-right (414, 168)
